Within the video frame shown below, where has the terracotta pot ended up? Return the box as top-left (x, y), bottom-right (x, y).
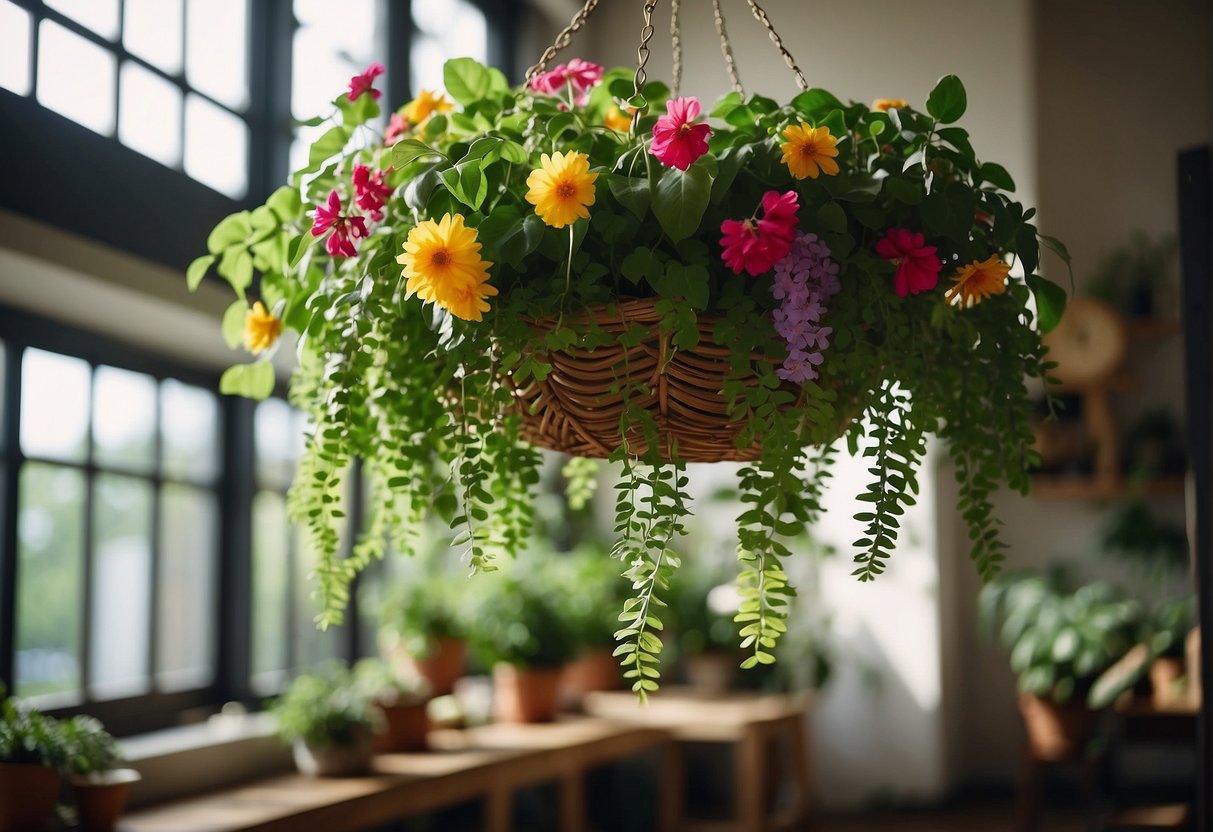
top-left (292, 735), bottom-right (374, 777)
top-left (561, 649), bottom-right (622, 705)
top-left (493, 663), bottom-right (564, 724)
top-left (1150, 656), bottom-right (1186, 708)
top-left (394, 637), bottom-right (468, 697)
top-left (70, 769), bottom-right (141, 832)
top-left (1018, 693), bottom-right (1097, 761)
top-left (685, 651), bottom-right (740, 696)
top-left (372, 700), bottom-right (430, 753)
top-left (0, 762), bottom-right (60, 832)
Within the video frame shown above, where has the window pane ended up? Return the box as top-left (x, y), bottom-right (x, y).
top-left (0, 1), bottom-right (32, 96)
top-left (15, 463), bottom-right (84, 700)
top-left (45, 0), bottom-right (119, 41)
top-left (93, 365), bottom-right (157, 472)
top-left (184, 94), bottom-right (248, 198)
top-left (295, 523), bottom-right (340, 669)
top-left (124, 0), bottom-right (183, 73)
top-left (119, 61), bottom-right (183, 167)
top-left (90, 474), bottom-right (153, 700)
top-left (291, 0), bottom-right (380, 119)
top-left (185, 0), bottom-right (248, 110)
top-left (251, 490), bottom-right (290, 689)
top-left (255, 398), bottom-right (304, 489)
top-left (161, 380), bottom-right (220, 483)
top-left (158, 484), bottom-right (217, 690)
top-left (20, 348), bottom-right (90, 463)
top-left (411, 0), bottom-right (486, 95)
top-left (37, 20), bottom-right (117, 136)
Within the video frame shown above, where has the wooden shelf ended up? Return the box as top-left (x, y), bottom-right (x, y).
top-left (1125, 318), bottom-right (1182, 339)
top-left (1030, 475), bottom-right (1186, 500)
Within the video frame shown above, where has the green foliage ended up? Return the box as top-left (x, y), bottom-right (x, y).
top-left (379, 573), bottom-right (469, 659)
top-left (194, 58), bottom-right (1065, 692)
top-left (469, 572), bottom-right (580, 669)
top-left (272, 665), bottom-right (377, 750)
top-left (59, 715), bottom-right (121, 776)
top-left (0, 694), bottom-right (71, 770)
top-left (979, 569), bottom-right (1143, 706)
top-left (1098, 499), bottom-right (1189, 583)
top-left (351, 658), bottom-right (428, 705)
top-left (1144, 595), bottom-right (1195, 659)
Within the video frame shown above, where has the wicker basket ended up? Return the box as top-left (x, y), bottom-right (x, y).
top-left (513, 298), bottom-right (766, 462)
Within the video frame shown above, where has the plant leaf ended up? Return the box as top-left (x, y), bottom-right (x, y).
top-left (651, 158), bottom-right (715, 243)
top-left (926, 74), bottom-right (967, 124)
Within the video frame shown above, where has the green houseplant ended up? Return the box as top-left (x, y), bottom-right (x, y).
top-left (552, 542), bottom-right (629, 700)
top-left (380, 573), bottom-right (469, 696)
top-left (273, 666), bottom-right (377, 776)
top-left (190, 7), bottom-right (1067, 695)
top-left (0, 693), bottom-right (69, 832)
top-left (980, 570), bottom-right (1141, 760)
top-left (472, 575), bottom-right (579, 723)
top-left (60, 715), bottom-right (140, 832)
top-left (353, 658), bottom-right (431, 753)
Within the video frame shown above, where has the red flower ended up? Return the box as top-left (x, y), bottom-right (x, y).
top-left (384, 112), bottom-right (408, 145)
top-left (720, 190), bottom-right (800, 276)
top-left (876, 228), bottom-right (942, 297)
top-left (347, 62), bottom-right (385, 102)
top-left (650, 97), bottom-right (711, 171)
top-left (353, 164), bottom-right (392, 222)
top-left (310, 190), bottom-right (368, 257)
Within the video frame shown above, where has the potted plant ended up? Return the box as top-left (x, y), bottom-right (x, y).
top-left (1087, 231), bottom-right (1177, 318)
top-left (273, 666), bottom-right (377, 776)
top-left (980, 570), bottom-right (1141, 760)
top-left (190, 9), bottom-right (1065, 694)
top-left (669, 569), bottom-right (747, 695)
top-left (58, 715), bottom-right (140, 832)
top-left (0, 693), bottom-right (68, 832)
top-left (473, 576), bottom-right (579, 723)
top-left (352, 658), bottom-right (431, 753)
top-left (380, 574), bottom-right (469, 697)
top-left (554, 542), bottom-right (629, 702)
top-left (1144, 596), bottom-right (1195, 708)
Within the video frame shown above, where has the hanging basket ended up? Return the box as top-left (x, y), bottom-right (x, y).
top-left (513, 298), bottom-right (765, 462)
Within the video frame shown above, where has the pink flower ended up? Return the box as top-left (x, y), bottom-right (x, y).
top-left (347, 62), bottom-right (385, 102)
top-left (875, 228), bottom-right (942, 297)
top-left (528, 69), bottom-right (565, 96)
top-left (650, 97), bottom-right (711, 171)
top-left (384, 112), bottom-right (408, 145)
top-left (564, 59), bottom-right (603, 91)
top-left (310, 190), bottom-right (368, 257)
top-left (353, 165), bottom-right (392, 222)
top-left (719, 190), bottom-right (800, 276)
top-left (528, 59), bottom-right (604, 100)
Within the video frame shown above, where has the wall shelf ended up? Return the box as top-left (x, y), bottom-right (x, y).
top-left (1030, 474), bottom-right (1186, 501)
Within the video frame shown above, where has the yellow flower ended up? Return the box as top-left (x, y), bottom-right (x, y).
top-left (604, 105), bottom-right (633, 132)
top-left (244, 301), bottom-right (282, 354)
top-left (525, 151), bottom-right (598, 228)
top-left (945, 255), bottom-right (1012, 307)
top-left (402, 89), bottom-right (454, 127)
top-left (779, 123), bottom-right (840, 180)
top-left (396, 213), bottom-right (496, 322)
top-left (872, 98), bottom-right (908, 112)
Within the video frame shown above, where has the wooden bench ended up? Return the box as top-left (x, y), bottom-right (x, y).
top-left (119, 717), bottom-right (679, 832)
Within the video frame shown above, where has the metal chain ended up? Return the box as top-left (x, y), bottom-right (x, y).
top-left (713, 0), bottom-right (744, 95)
top-left (633, 0), bottom-right (662, 98)
top-left (670, 0), bottom-right (682, 96)
top-left (744, 0), bottom-right (809, 91)
top-left (524, 0), bottom-right (603, 82)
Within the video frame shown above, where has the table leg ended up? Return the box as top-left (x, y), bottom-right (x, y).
top-left (738, 727), bottom-right (767, 832)
top-left (790, 713), bottom-right (813, 829)
top-left (1016, 754), bottom-right (1043, 832)
top-left (659, 740), bottom-right (685, 832)
top-left (560, 769), bottom-right (587, 832)
top-left (486, 786), bottom-right (512, 832)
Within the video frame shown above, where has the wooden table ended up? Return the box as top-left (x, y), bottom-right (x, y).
top-left (584, 689), bottom-right (814, 832)
top-left (119, 717), bottom-right (679, 832)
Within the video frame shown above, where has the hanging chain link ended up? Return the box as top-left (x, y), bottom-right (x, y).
top-left (712, 0), bottom-right (744, 95)
top-left (633, 0), bottom-right (662, 98)
top-left (669, 0), bottom-right (683, 96)
top-left (524, 0), bottom-right (603, 82)
top-left (744, 0), bottom-right (809, 91)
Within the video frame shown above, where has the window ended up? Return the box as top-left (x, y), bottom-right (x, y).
top-left (410, 0), bottom-right (488, 95)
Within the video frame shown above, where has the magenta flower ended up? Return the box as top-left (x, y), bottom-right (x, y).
top-left (347, 62), bottom-right (385, 102)
top-left (875, 227), bottom-right (942, 297)
top-left (528, 59), bottom-right (604, 102)
top-left (719, 190), bottom-right (800, 276)
top-left (564, 59), bottom-right (603, 91)
top-left (384, 112), bottom-right (408, 145)
top-left (310, 190), bottom-right (368, 257)
top-left (353, 164), bottom-right (392, 222)
top-left (650, 97), bottom-right (711, 171)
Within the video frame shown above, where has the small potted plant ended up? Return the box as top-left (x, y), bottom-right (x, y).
top-left (60, 715), bottom-right (140, 832)
top-left (0, 693), bottom-right (67, 832)
top-left (1144, 596), bottom-right (1195, 708)
top-left (353, 658), bottom-right (431, 753)
top-left (556, 543), bottom-right (629, 702)
top-left (669, 570), bottom-right (745, 695)
top-left (273, 666), bottom-right (377, 777)
top-left (380, 574), bottom-right (469, 697)
top-left (473, 576), bottom-right (578, 723)
top-left (980, 569), bottom-right (1142, 761)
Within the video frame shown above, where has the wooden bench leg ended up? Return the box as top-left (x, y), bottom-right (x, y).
top-left (659, 740), bottom-right (685, 832)
top-left (487, 786), bottom-right (513, 832)
top-left (560, 769), bottom-right (587, 832)
top-left (1017, 754), bottom-right (1044, 832)
top-left (790, 713), bottom-right (813, 829)
top-left (738, 726), bottom-right (768, 832)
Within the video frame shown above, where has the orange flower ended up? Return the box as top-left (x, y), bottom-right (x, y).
top-left (243, 301), bottom-right (282, 354)
top-left (945, 255), bottom-right (1012, 307)
top-left (872, 98), bottom-right (908, 112)
top-left (604, 105), bottom-right (633, 132)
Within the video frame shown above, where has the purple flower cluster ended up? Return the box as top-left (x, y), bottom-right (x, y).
top-left (770, 231), bottom-right (841, 383)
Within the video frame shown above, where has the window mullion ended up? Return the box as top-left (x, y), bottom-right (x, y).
top-left (79, 363), bottom-right (97, 702)
top-left (0, 345), bottom-right (24, 692)
top-left (147, 378), bottom-right (163, 690)
top-left (217, 395), bottom-right (254, 705)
